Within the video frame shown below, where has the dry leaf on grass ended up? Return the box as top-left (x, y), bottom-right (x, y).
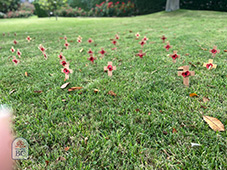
top-left (80, 48), bottom-right (84, 53)
top-left (201, 105), bottom-right (207, 109)
top-left (172, 128), bottom-right (177, 133)
top-left (9, 89), bottom-right (16, 94)
top-left (45, 160), bottom-right (49, 166)
top-left (135, 109), bottom-right (140, 112)
top-left (189, 93), bottom-right (198, 97)
top-left (64, 147), bottom-right (70, 151)
top-left (203, 115), bottom-right (225, 131)
top-left (34, 90), bottom-right (42, 93)
top-left (94, 89), bottom-right (99, 93)
top-left (108, 91), bottom-right (117, 96)
top-left (203, 97), bottom-right (209, 103)
top-left (25, 72), bottom-right (28, 77)
top-left (185, 53), bottom-right (190, 56)
top-left (56, 156), bottom-right (66, 162)
top-left (68, 87), bottom-right (83, 92)
top-left (224, 50), bottom-right (227, 52)
top-left (61, 82), bottom-right (70, 89)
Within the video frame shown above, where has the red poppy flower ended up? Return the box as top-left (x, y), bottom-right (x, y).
top-left (64, 41), bottom-right (69, 49)
top-left (12, 59), bottom-right (18, 64)
top-left (99, 48), bottom-right (106, 55)
top-left (112, 40), bottom-right (117, 45)
top-left (211, 49), bottom-right (217, 54)
top-left (26, 36), bottom-right (31, 42)
top-left (182, 71), bottom-right (190, 77)
top-left (107, 65), bottom-right (113, 71)
top-left (61, 61), bottom-right (67, 66)
top-left (136, 50), bottom-right (145, 58)
top-left (135, 32), bottom-right (140, 38)
top-left (77, 39), bottom-right (82, 43)
top-left (63, 68), bottom-right (70, 75)
top-left (206, 63), bottom-right (213, 69)
top-left (13, 40), bottom-right (17, 45)
top-left (39, 44), bottom-right (45, 52)
top-left (161, 35), bottom-right (167, 43)
top-left (165, 44), bottom-right (171, 51)
top-left (2, 33), bottom-right (5, 36)
top-left (89, 56), bottom-right (95, 63)
top-left (87, 38), bottom-right (93, 43)
top-left (171, 54), bottom-right (178, 60)
top-left (58, 53), bottom-right (63, 60)
top-left (140, 40), bottom-right (146, 47)
top-left (143, 36), bottom-right (148, 41)
top-left (64, 36), bottom-right (67, 40)
top-left (115, 34), bottom-right (119, 40)
top-left (17, 49), bottom-right (21, 56)
top-left (87, 48), bottom-right (93, 54)
top-left (11, 47), bottom-right (15, 53)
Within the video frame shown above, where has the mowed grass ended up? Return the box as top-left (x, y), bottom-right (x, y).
top-left (0, 10), bottom-right (226, 169)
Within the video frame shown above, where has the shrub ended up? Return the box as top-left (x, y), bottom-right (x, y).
top-left (56, 5), bottom-right (87, 17)
top-left (5, 10), bottom-right (33, 18)
top-left (19, 2), bottom-right (35, 13)
top-left (0, 12), bottom-right (6, 18)
top-left (94, 1), bottom-right (136, 17)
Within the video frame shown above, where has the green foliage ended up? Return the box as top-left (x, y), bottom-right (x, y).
top-left (55, 5), bottom-right (87, 17)
top-left (34, 2), bottom-right (48, 17)
top-left (181, 0), bottom-right (227, 12)
top-left (0, 0), bottom-right (20, 13)
top-left (5, 10), bottom-right (33, 18)
top-left (38, 0), bottom-right (68, 12)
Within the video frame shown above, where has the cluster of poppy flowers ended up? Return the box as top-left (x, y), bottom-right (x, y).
top-left (8, 32), bottom-right (220, 80)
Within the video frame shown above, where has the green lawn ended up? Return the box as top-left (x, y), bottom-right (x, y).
top-left (0, 10), bottom-right (226, 169)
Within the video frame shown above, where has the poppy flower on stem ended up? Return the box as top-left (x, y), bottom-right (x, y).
top-left (17, 49), bottom-right (21, 58)
top-left (99, 48), bottom-right (106, 58)
top-left (164, 41), bottom-right (172, 51)
top-left (87, 38), bottom-right (93, 43)
top-left (115, 34), bottom-right (120, 40)
top-left (161, 35), bottom-right (167, 43)
top-left (209, 46), bottom-right (220, 57)
top-left (13, 40), bottom-right (17, 45)
top-left (139, 40), bottom-right (146, 48)
top-left (61, 64), bottom-right (73, 81)
top-left (206, 63), bottom-right (213, 69)
top-left (182, 71), bottom-right (190, 78)
top-left (64, 40), bottom-right (69, 49)
top-left (38, 44), bottom-right (45, 52)
top-left (58, 52), bottom-right (65, 60)
top-left (136, 50), bottom-right (146, 58)
top-left (87, 54), bottom-right (97, 64)
top-left (26, 36), bottom-right (31, 42)
top-left (87, 48), bottom-right (93, 54)
top-left (12, 56), bottom-right (19, 65)
top-left (10, 47), bottom-right (15, 53)
top-left (135, 32), bottom-right (140, 39)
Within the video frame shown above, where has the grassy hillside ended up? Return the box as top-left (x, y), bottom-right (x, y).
top-left (0, 10), bottom-right (226, 169)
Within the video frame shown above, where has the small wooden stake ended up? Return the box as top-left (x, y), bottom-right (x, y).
top-left (104, 62), bottom-right (116, 76)
top-left (203, 59), bottom-right (217, 70)
top-left (178, 66), bottom-right (195, 87)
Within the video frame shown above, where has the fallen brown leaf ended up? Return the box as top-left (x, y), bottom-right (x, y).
top-left (68, 87), bottom-right (83, 92)
top-left (61, 82), bottom-right (70, 89)
top-left (25, 72), bottom-right (28, 77)
top-left (201, 105), bottom-right (207, 109)
top-left (56, 156), bottom-right (66, 162)
top-left (189, 93), bottom-right (198, 97)
top-left (163, 131), bottom-right (168, 135)
top-left (34, 90), bottom-right (42, 93)
top-left (207, 85), bottom-right (216, 88)
top-left (64, 147), bottom-right (70, 151)
top-left (185, 53), bottom-right (190, 56)
top-left (45, 160), bottom-right (49, 166)
top-left (203, 97), bottom-right (209, 103)
top-left (94, 89), bottom-right (99, 93)
top-left (108, 91), bottom-right (117, 96)
top-left (9, 89), bottom-right (16, 94)
top-left (203, 115), bottom-right (225, 131)
top-left (224, 50), bottom-right (227, 52)
top-left (172, 128), bottom-right (177, 133)
top-left (189, 62), bottom-right (197, 68)
top-left (135, 109), bottom-right (140, 112)
top-left (59, 37), bottom-right (63, 39)
top-left (182, 60), bottom-right (185, 64)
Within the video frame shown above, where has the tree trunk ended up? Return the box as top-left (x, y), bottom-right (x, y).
top-left (166, 0), bottom-right (180, 12)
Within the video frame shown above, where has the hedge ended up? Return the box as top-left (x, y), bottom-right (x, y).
top-left (34, 2), bottom-right (48, 17)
